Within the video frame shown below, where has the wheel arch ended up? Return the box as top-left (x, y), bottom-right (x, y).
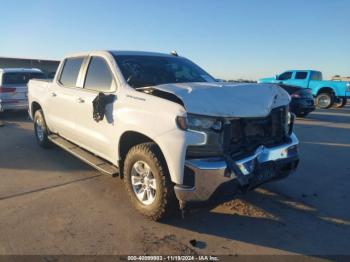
top-left (316, 87), bottom-right (335, 96)
top-left (118, 131), bottom-right (170, 179)
top-left (31, 101), bottom-right (42, 118)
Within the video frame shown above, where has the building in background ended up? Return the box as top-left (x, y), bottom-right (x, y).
top-left (0, 56), bottom-right (60, 78)
top-left (332, 75), bottom-right (350, 81)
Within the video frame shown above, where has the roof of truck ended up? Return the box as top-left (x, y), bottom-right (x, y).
top-left (65, 50), bottom-right (180, 58)
top-left (110, 50), bottom-right (179, 57)
top-left (0, 68), bottom-right (43, 73)
top-left (289, 70), bottom-right (322, 73)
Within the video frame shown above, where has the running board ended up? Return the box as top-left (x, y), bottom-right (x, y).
top-left (48, 134), bottom-right (119, 176)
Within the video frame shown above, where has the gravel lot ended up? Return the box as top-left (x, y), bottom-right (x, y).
top-left (0, 106), bottom-right (349, 256)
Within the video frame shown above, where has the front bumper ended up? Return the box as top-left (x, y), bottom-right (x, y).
top-left (174, 133), bottom-right (299, 205)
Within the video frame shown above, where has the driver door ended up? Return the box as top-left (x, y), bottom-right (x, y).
top-left (277, 71), bottom-right (294, 85)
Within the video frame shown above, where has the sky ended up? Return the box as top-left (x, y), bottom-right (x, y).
top-left (1, 0), bottom-right (349, 80)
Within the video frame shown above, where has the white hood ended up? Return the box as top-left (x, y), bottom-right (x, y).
top-left (149, 82), bottom-right (290, 117)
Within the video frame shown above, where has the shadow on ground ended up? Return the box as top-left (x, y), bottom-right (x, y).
top-left (164, 186), bottom-right (350, 255)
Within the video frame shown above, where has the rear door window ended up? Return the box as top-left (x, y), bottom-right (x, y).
top-left (295, 71), bottom-right (308, 80)
top-left (278, 71), bottom-right (293, 80)
top-left (59, 57), bottom-right (84, 87)
top-left (84, 57), bottom-right (114, 91)
top-left (2, 72), bottom-right (46, 85)
top-left (311, 71), bottom-right (323, 81)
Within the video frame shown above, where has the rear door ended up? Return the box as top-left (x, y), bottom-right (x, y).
top-left (45, 57), bottom-right (86, 139)
top-left (71, 56), bottom-right (118, 161)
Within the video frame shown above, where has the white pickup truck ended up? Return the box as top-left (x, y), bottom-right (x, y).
top-left (28, 51), bottom-right (299, 220)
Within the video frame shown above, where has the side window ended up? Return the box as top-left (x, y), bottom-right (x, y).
top-left (59, 57), bottom-right (84, 87)
top-left (84, 57), bottom-right (113, 91)
top-left (295, 71), bottom-right (308, 80)
top-left (311, 72), bottom-right (322, 81)
top-left (278, 71), bottom-right (293, 80)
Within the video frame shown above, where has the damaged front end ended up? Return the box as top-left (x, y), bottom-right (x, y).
top-left (174, 106), bottom-right (299, 207)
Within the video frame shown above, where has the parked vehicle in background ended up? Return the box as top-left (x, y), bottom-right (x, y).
top-left (0, 68), bottom-right (45, 113)
top-left (47, 72), bottom-right (56, 79)
top-left (259, 70), bottom-right (350, 109)
top-left (28, 50), bottom-right (299, 220)
top-left (277, 84), bottom-right (315, 117)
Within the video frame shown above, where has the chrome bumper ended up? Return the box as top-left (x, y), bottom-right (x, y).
top-left (174, 133), bottom-right (299, 204)
top-left (0, 100), bottom-right (28, 112)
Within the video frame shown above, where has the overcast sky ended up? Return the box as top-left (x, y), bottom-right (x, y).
top-left (1, 0), bottom-right (349, 80)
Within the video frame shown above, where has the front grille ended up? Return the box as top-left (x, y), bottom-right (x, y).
top-left (223, 106), bottom-right (288, 159)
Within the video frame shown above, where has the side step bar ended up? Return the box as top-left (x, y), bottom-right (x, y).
top-left (48, 134), bottom-right (119, 176)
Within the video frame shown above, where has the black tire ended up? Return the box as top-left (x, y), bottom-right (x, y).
top-left (33, 109), bottom-right (52, 148)
top-left (123, 142), bottom-right (177, 221)
top-left (315, 92), bottom-right (334, 109)
top-left (296, 112), bottom-right (309, 118)
top-left (0, 112), bottom-right (4, 127)
top-left (333, 98), bottom-right (347, 108)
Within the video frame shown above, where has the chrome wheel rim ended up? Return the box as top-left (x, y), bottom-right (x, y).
top-left (318, 95), bottom-right (330, 108)
top-left (35, 117), bottom-right (44, 141)
top-left (131, 161), bottom-right (157, 205)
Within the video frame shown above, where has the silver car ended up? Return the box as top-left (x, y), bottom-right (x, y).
top-left (0, 68), bottom-right (46, 112)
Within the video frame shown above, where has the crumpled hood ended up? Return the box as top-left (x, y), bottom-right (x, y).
top-left (150, 82), bottom-right (290, 117)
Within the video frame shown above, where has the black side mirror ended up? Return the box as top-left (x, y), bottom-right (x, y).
top-left (92, 92), bottom-right (116, 122)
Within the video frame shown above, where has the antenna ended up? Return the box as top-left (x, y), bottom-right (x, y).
top-left (170, 50), bottom-right (179, 57)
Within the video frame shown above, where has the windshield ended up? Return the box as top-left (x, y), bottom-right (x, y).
top-left (2, 72), bottom-right (46, 85)
top-left (113, 55), bottom-right (215, 88)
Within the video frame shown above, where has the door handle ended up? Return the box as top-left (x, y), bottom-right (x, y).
top-left (51, 92), bottom-right (57, 97)
top-left (77, 97), bottom-right (85, 103)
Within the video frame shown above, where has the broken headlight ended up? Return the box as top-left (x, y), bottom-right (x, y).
top-left (176, 114), bottom-right (222, 132)
top-left (176, 114), bottom-right (224, 158)
top-left (286, 111), bottom-right (295, 135)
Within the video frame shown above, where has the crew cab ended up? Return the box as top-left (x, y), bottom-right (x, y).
top-left (28, 51), bottom-right (299, 220)
top-left (0, 68), bottom-right (45, 113)
top-left (259, 70), bottom-right (350, 109)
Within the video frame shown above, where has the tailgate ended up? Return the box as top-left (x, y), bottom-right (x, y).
top-left (0, 84), bottom-right (28, 102)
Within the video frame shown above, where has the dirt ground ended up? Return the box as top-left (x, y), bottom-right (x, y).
top-left (0, 106), bottom-right (349, 258)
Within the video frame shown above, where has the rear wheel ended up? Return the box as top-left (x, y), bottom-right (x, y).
top-left (34, 109), bottom-right (52, 148)
top-left (333, 98), bottom-right (347, 108)
top-left (315, 93), bottom-right (334, 109)
top-left (123, 142), bottom-right (177, 221)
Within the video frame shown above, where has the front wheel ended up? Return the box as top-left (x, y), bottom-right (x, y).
top-left (123, 142), bottom-right (177, 221)
top-left (315, 93), bottom-right (334, 109)
top-left (333, 98), bottom-right (347, 108)
top-left (34, 109), bottom-right (52, 148)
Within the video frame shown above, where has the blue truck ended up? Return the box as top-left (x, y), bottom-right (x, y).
top-left (259, 70), bottom-right (350, 109)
